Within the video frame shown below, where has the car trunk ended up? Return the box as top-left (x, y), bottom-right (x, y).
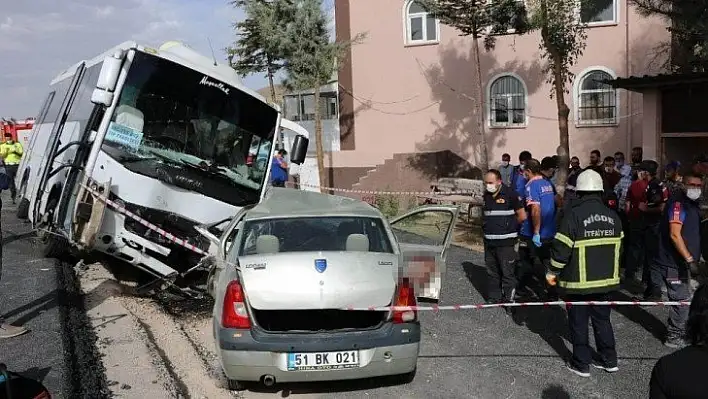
top-left (239, 252), bottom-right (397, 331)
top-left (252, 309), bottom-right (388, 332)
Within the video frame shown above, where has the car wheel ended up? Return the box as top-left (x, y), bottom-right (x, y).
top-left (227, 379), bottom-right (246, 391)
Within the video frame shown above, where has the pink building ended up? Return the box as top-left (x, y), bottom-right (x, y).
top-left (330, 0), bottom-right (670, 192)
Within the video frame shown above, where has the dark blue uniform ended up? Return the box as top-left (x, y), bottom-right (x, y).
top-left (656, 194), bottom-right (700, 340)
top-left (482, 185), bottom-right (523, 303)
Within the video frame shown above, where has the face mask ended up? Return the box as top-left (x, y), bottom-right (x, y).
top-left (501, 161), bottom-right (509, 167)
top-left (687, 188), bottom-right (702, 201)
top-left (486, 183), bottom-right (499, 193)
top-left (604, 167), bottom-right (613, 173)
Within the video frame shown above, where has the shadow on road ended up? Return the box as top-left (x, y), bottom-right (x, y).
top-left (246, 374), bottom-right (412, 396)
top-left (609, 290), bottom-right (667, 341)
top-left (2, 230), bottom-right (37, 246)
top-left (542, 384), bottom-right (571, 399)
top-left (462, 261), bottom-right (572, 360)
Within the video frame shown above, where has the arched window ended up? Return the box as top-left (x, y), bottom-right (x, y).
top-left (577, 69), bottom-right (617, 126)
top-left (488, 74), bottom-right (527, 127)
top-left (405, 1), bottom-right (438, 44)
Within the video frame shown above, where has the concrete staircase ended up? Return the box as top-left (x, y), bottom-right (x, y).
top-left (346, 150), bottom-right (482, 201)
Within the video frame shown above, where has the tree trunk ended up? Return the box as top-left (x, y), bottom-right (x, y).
top-left (266, 61), bottom-right (280, 149)
top-left (314, 84), bottom-right (327, 193)
top-left (552, 57), bottom-right (571, 198)
top-left (471, 36), bottom-right (489, 171)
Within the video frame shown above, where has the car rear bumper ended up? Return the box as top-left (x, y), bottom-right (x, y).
top-left (215, 322), bottom-right (420, 383)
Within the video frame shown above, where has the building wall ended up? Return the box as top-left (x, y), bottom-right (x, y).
top-left (333, 0), bottom-right (669, 172)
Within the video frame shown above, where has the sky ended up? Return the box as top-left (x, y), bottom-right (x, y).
top-left (0, 0), bottom-right (334, 118)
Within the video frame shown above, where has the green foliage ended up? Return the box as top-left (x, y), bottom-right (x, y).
top-left (225, 0), bottom-right (291, 78)
top-left (632, 0), bottom-right (708, 72)
top-left (527, 0), bottom-right (587, 97)
top-left (418, 0), bottom-right (530, 49)
top-left (375, 193), bottom-right (401, 219)
top-left (280, 0), bottom-right (366, 92)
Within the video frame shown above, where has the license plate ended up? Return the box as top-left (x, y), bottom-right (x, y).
top-left (286, 350), bottom-right (359, 371)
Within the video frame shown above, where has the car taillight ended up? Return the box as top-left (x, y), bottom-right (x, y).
top-left (392, 279), bottom-right (417, 323)
top-left (222, 280), bottom-right (251, 329)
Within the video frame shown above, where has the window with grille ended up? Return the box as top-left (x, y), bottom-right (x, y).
top-left (577, 70), bottom-right (617, 126)
top-left (489, 75), bottom-right (526, 127)
top-left (406, 1), bottom-right (438, 44)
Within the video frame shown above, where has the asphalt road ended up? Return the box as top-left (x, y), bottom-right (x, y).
top-left (245, 244), bottom-right (678, 398)
top-left (0, 196), bottom-right (68, 396)
top-left (0, 194), bottom-right (108, 399)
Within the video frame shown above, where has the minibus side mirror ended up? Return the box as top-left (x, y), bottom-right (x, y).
top-left (290, 134), bottom-right (309, 165)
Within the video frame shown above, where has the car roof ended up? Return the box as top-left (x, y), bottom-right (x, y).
top-left (244, 187), bottom-right (384, 221)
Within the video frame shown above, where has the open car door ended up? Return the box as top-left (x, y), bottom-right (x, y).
top-left (389, 204), bottom-right (460, 301)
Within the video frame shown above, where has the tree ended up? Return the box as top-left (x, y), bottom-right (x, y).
top-left (631, 0), bottom-right (708, 72)
top-left (281, 0), bottom-right (365, 192)
top-left (526, 0), bottom-right (587, 196)
top-left (225, 0), bottom-right (290, 105)
top-left (419, 0), bottom-right (530, 171)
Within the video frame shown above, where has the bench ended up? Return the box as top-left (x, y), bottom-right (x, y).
top-left (418, 178), bottom-right (484, 221)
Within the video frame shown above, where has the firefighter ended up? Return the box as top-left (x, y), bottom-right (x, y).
top-left (0, 133), bottom-right (23, 204)
top-left (481, 169), bottom-right (527, 307)
top-left (547, 169), bottom-right (623, 378)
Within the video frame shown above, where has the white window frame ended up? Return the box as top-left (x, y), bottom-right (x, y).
top-left (403, 0), bottom-right (440, 46)
top-left (486, 72), bottom-right (528, 129)
top-left (576, 0), bottom-right (619, 27)
top-left (573, 66), bottom-right (619, 128)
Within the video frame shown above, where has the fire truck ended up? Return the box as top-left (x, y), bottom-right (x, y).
top-left (0, 118), bottom-right (35, 147)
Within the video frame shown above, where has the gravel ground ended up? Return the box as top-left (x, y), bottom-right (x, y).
top-left (75, 238), bottom-right (681, 399)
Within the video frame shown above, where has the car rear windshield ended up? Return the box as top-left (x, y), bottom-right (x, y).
top-left (239, 216), bottom-right (394, 255)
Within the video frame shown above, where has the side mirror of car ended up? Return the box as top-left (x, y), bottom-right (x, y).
top-left (290, 134), bottom-right (309, 165)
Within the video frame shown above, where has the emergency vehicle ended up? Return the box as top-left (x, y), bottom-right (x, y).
top-left (0, 118), bottom-right (34, 147)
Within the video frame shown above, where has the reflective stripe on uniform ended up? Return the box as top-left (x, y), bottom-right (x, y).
top-left (484, 232), bottom-right (518, 240)
top-left (553, 233), bottom-right (624, 287)
top-left (484, 210), bottom-right (516, 216)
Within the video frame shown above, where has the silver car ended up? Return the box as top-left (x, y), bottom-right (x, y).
top-left (207, 188), bottom-right (458, 390)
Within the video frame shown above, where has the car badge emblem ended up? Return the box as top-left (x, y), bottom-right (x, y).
top-left (314, 259), bottom-right (327, 273)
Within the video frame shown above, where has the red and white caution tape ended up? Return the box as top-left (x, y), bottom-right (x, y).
top-left (81, 183), bottom-right (208, 256)
top-left (345, 300), bottom-right (691, 311)
top-left (286, 181), bottom-right (482, 196)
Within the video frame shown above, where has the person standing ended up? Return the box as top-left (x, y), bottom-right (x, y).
top-left (0, 132), bottom-right (23, 204)
top-left (664, 161), bottom-right (684, 198)
top-left (630, 146), bottom-right (643, 181)
top-left (270, 149), bottom-right (289, 188)
top-left (624, 166), bottom-right (650, 286)
top-left (547, 169), bottom-right (623, 377)
top-left (638, 160), bottom-right (670, 301)
top-left (512, 151), bottom-right (533, 200)
top-left (499, 153), bottom-right (513, 187)
top-left (603, 156), bottom-right (622, 189)
top-left (481, 169), bottom-right (527, 306)
top-left (516, 159), bottom-right (557, 299)
top-left (655, 173), bottom-right (703, 348)
top-left (649, 283), bottom-right (708, 398)
top-left (614, 152), bottom-right (632, 221)
top-left (587, 150), bottom-right (602, 173)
